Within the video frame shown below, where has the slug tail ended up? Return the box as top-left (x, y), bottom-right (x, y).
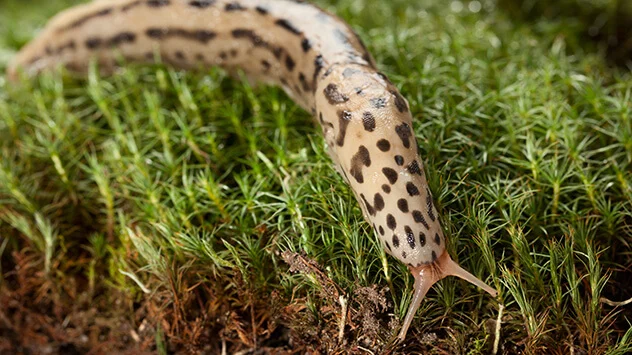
top-left (397, 251), bottom-right (497, 341)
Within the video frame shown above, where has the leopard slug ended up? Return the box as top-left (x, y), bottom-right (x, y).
top-left (7, 0), bottom-right (497, 340)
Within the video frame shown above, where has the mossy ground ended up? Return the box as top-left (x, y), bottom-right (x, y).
top-left (0, 0), bottom-right (631, 353)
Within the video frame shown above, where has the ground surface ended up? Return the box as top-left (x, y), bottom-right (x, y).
top-left (0, 0), bottom-right (631, 354)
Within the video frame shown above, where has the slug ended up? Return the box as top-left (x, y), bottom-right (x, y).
top-left (7, 0), bottom-right (497, 340)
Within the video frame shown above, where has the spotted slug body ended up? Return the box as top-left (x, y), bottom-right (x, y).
top-left (8, 0), bottom-right (496, 340)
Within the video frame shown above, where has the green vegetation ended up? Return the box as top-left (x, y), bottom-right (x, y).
top-left (0, 0), bottom-right (631, 353)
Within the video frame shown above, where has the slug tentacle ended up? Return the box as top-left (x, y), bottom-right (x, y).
top-left (398, 251), bottom-right (497, 340)
top-left (8, 0), bottom-right (497, 341)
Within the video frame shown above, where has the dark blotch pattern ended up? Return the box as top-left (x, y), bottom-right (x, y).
top-left (395, 123), bottom-right (413, 149)
top-left (434, 233), bottom-right (441, 245)
top-left (391, 90), bottom-right (408, 112)
top-left (301, 38), bottom-right (312, 52)
top-left (412, 210), bottom-right (430, 229)
top-left (419, 232), bottom-right (426, 247)
top-left (386, 214), bottom-right (397, 230)
top-left (285, 55), bottom-right (296, 71)
top-left (275, 19), bottom-right (302, 35)
top-left (432, 251), bottom-right (437, 262)
top-left (298, 73), bottom-right (310, 91)
top-left (85, 38), bottom-right (102, 49)
top-left (147, 27), bottom-right (216, 43)
top-left (405, 226), bottom-right (415, 249)
top-left (361, 194), bottom-right (376, 216)
top-left (426, 187), bottom-right (436, 222)
top-left (225, 2), bottom-right (245, 11)
top-left (376, 139), bottom-right (390, 152)
top-left (147, 0), bottom-right (170, 7)
top-left (261, 60), bottom-right (271, 70)
top-left (108, 32), bottom-right (136, 46)
top-left (324, 84), bottom-right (349, 105)
top-left (349, 145), bottom-right (371, 183)
top-left (370, 97), bottom-right (386, 109)
top-left (397, 199), bottom-right (409, 213)
top-left (394, 155), bottom-right (404, 166)
top-left (336, 110), bottom-right (352, 147)
top-left (379, 226), bottom-right (385, 236)
top-left (62, 8), bottom-right (112, 31)
top-left (362, 112), bottom-right (376, 132)
top-left (406, 182), bottom-right (420, 196)
top-left (392, 234), bottom-right (400, 248)
top-left (313, 55), bottom-right (324, 86)
top-left (189, 0), bottom-right (215, 8)
top-left (382, 168), bottom-right (398, 184)
top-left (122, 1), bottom-right (143, 11)
top-left (255, 5), bottom-right (268, 14)
top-left (374, 193), bottom-right (384, 211)
top-left (382, 184), bottom-right (391, 193)
top-left (408, 160), bottom-right (422, 176)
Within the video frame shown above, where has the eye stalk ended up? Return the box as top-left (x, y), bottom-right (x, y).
top-left (398, 251), bottom-right (498, 341)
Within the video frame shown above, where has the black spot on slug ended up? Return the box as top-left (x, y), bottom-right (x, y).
top-left (405, 226), bottom-right (415, 249)
top-left (412, 210), bottom-right (430, 229)
top-left (361, 194), bottom-right (376, 216)
top-left (391, 90), bottom-right (408, 113)
top-left (397, 199), bottom-right (409, 213)
top-left (394, 155), bottom-right (404, 166)
top-left (336, 110), bottom-right (352, 147)
top-left (261, 59), bottom-right (271, 71)
top-left (147, 0), bottom-right (170, 7)
top-left (255, 6), bottom-right (268, 14)
top-left (392, 234), bottom-right (400, 248)
top-left (407, 160), bottom-right (422, 176)
top-left (402, 251), bottom-right (407, 259)
top-left (379, 226), bottom-right (385, 236)
top-left (370, 97), bottom-right (386, 109)
top-left (432, 251), bottom-right (437, 262)
top-left (362, 112), bottom-right (376, 132)
top-left (386, 214), bottom-right (397, 230)
top-left (382, 184), bottom-right (391, 193)
top-left (349, 145), bottom-right (371, 183)
top-left (85, 37), bottom-right (102, 49)
top-left (406, 182), bottom-right (419, 196)
top-left (419, 232), bottom-right (426, 247)
top-left (189, 0), bottom-right (215, 8)
top-left (313, 54), bottom-right (324, 84)
top-left (382, 168), bottom-right (398, 185)
top-left (301, 38), bottom-right (312, 52)
top-left (426, 187), bottom-right (436, 222)
top-left (62, 8), bottom-right (112, 31)
top-left (298, 73), bottom-right (310, 91)
top-left (374, 193), bottom-right (384, 212)
top-left (108, 32), bottom-right (136, 46)
top-left (175, 51), bottom-right (185, 60)
top-left (324, 84), bottom-right (348, 105)
top-left (275, 19), bottom-right (302, 35)
top-left (285, 55), bottom-right (296, 71)
top-left (122, 1), bottom-right (143, 11)
top-left (225, 2), bottom-right (245, 11)
top-left (395, 123), bottom-right (413, 149)
top-left (147, 27), bottom-right (216, 43)
top-left (376, 139), bottom-right (390, 152)
top-left (434, 233), bottom-right (441, 245)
